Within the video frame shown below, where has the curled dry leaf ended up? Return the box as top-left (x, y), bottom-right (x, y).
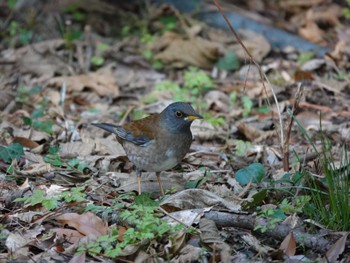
top-left (237, 123), bottom-right (265, 142)
top-left (279, 231), bottom-right (296, 257)
top-left (199, 218), bottom-right (231, 263)
top-left (153, 32), bottom-right (220, 69)
top-left (191, 122), bottom-right (223, 141)
top-left (299, 20), bottom-right (325, 44)
top-left (161, 189), bottom-right (241, 212)
top-left (5, 233), bottom-right (30, 258)
top-left (171, 244), bottom-right (202, 263)
top-left (241, 234), bottom-right (274, 255)
top-left (13, 136), bottom-right (40, 149)
top-left (109, 171), bottom-right (185, 194)
top-left (16, 40), bottom-right (70, 79)
top-left (230, 30), bottom-right (271, 62)
top-left (204, 90), bottom-right (230, 113)
top-left (326, 233), bottom-right (349, 263)
top-left (163, 209), bottom-right (204, 227)
top-left (16, 163), bottom-right (52, 176)
top-left (8, 211), bottom-right (42, 223)
top-left (59, 141), bottom-right (95, 158)
top-left (94, 138), bottom-right (126, 156)
top-left (47, 72), bottom-right (119, 98)
top-left (56, 212), bottom-right (108, 238)
top-left (51, 228), bottom-right (84, 244)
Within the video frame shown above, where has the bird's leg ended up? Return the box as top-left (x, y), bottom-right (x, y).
top-left (137, 169), bottom-right (142, 195)
top-left (156, 172), bottom-right (165, 196)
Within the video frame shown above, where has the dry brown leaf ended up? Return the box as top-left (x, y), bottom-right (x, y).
top-left (204, 90), bottom-right (230, 113)
top-left (68, 252), bottom-right (86, 263)
top-left (13, 136), bottom-right (40, 149)
top-left (161, 189), bottom-right (241, 211)
top-left (171, 244), bottom-right (202, 263)
top-left (199, 218), bottom-right (231, 263)
top-left (154, 32), bottom-right (220, 68)
top-left (47, 72), bottom-right (119, 98)
top-left (0, 78), bottom-right (16, 111)
top-left (230, 30), bottom-right (270, 62)
top-left (56, 212), bottom-right (108, 238)
top-left (241, 234), bottom-right (274, 255)
top-left (16, 163), bottom-right (52, 176)
top-left (237, 123), bottom-right (264, 142)
top-left (279, 231), bottom-right (296, 256)
top-left (94, 138), bottom-right (126, 156)
top-left (59, 141), bottom-right (95, 158)
top-left (307, 4), bottom-right (341, 26)
top-left (3, 39), bottom-right (70, 79)
top-left (52, 228), bottom-right (84, 244)
top-left (299, 21), bottom-right (325, 44)
top-left (326, 233), bottom-right (349, 263)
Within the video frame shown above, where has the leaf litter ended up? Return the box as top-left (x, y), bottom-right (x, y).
top-left (0, 0), bottom-right (349, 262)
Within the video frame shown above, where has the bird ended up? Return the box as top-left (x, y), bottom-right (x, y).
top-left (91, 102), bottom-right (203, 195)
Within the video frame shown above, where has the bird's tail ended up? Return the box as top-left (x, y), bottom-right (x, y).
top-left (91, 123), bottom-right (120, 135)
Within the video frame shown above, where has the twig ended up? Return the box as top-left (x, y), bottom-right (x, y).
top-left (212, 0), bottom-right (284, 151)
top-left (283, 83), bottom-right (303, 171)
top-left (204, 210), bottom-right (332, 252)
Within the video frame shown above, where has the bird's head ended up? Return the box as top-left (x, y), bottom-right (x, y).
top-left (160, 102), bottom-right (203, 133)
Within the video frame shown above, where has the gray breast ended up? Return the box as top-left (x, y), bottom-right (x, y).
top-left (124, 132), bottom-right (192, 172)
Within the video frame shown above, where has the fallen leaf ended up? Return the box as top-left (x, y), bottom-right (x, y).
top-left (161, 189), bottom-right (241, 211)
top-left (56, 212), bottom-right (108, 238)
top-left (154, 32), bottom-right (220, 68)
top-left (47, 72), bottom-right (119, 98)
top-left (299, 20), bottom-right (325, 44)
top-left (279, 231), bottom-right (296, 256)
top-left (199, 218), bottom-right (231, 263)
top-left (13, 136), bottom-right (40, 149)
top-left (60, 141), bottom-right (95, 158)
top-left (171, 244), bottom-right (202, 263)
top-left (326, 233), bottom-right (349, 263)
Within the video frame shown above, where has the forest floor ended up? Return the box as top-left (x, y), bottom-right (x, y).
top-left (0, 0), bottom-right (350, 262)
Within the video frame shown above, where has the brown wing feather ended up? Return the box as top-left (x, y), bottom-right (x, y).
top-left (120, 114), bottom-right (160, 145)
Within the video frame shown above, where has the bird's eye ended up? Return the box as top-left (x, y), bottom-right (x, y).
top-left (175, 111), bottom-right (183, 117)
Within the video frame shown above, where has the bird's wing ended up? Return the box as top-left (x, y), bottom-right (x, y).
top-left (120, 114), bottom-right (159, 146)
top-left (92, 114), bottom-right (159, 146)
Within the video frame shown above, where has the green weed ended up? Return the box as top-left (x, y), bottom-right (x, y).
top-left (15, 186), bottom-right (86, 211)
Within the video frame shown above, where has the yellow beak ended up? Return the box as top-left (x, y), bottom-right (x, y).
top-left (185, 114), bottom-right (203, 121)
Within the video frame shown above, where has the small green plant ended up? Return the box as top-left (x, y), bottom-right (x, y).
top-left (44, 146), bottom-right (63, 167)
top-left (64, 4), bottom-right (87, 22)
top-left (241, 95), bottom-right (253, 117)
top-left (293, 113), bottom-right (350, 231)
top-left (85, 193), bottom-right (134, 221)
top-left (91, 43), bottom-right (109, 67)
top-left (15, 189), bottom-right (59, 210)
top-left (16, 85), bottom-right (41, 103)
top-left (44, 146), bottom-right (88, 171)
top-left (159, 15), bottom-right (177, 31)
top-left (79, 204), bottom-right (184, 258)
top-left (342, 0), bottom-right (350, 19)
top-left (183, 67), bottom-right (214, 94)
top-left (279, 195), bottom-right (311, 214)
top-left (234, 140), bottom-right (254, 157)
top-left (0, 143), bottom-right (24, 174)
top-left (15, 186), bottom-right (86, 210)
top-left (0, 223), bottom-right (7, 240)
top-left (6, 20), bottom-right (33, 48)
top-left (297, 51), bottom-right (315, 64)
top-left (21, 95), bottom-right (54, 135)
top-left (216, 51), bottom-right (240, 70)
top-left (0, 143), bottom-right (24, 164)
top-left (254, 206), bottom-right (286, 233)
